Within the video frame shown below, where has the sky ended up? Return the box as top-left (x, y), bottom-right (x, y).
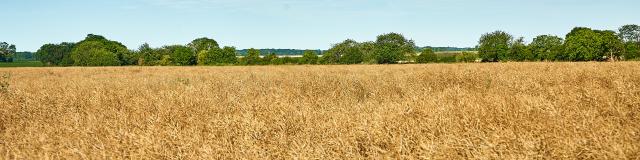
top-left (2, 0), bottom-right (639, 52)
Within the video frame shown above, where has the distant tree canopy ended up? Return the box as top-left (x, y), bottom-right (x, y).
top-left (416, 48), bottom-right (437, 63)
top-left (322, 39), bottom-right (362, 64)
top-left (374, 33), bottom-right (416, 64)
top-left (70, 34), bottom-right (135, 66)
top-left (299, 50), bottom-right (319, 64)
top-left (189, 37), bottom-right (219, 54)
top-left (23, 24), bottom-right (640, 67)
top-left (473, 25), bottom-right (635, 62)
top-left (242, 48), bottom-right (261, 65)
top-left (563, 27), bottom-right (623, 61)
top-left (618, 24), bottom-right (640, 43)
top-left (529, 35), bottom-right (563, 61)
top-left (0, 42), bottom-right (17, 62)
top-left (478, 31), bottom-right (512, 62)
top-left (37, 42), bottom-right (75, 66)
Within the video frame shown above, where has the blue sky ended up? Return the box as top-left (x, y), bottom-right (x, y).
top-left (2, 0), bottom-right (639, 51)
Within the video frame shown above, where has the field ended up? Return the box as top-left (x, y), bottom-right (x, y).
top-left (0, 62), bottom-right (639, 159)
top-left (0, 61), bottom-right (44, 67)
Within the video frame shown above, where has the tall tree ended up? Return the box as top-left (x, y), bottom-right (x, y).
top-left (73, 34), bottom-right (132, 65)
top-left (221, 46), bottom-right (238, 64)
top-left (597, 30), bottom-right (624, 60)
top-left (189, 37), bottom-right (219, 53)
top-left (358, 41), bottom-right (377, 64)
top-left (618, 24), bottom-right (640, 43)
top-left (374, 33), bottom-right (415, 64)
top-left (71, 41), bottom-right (120, 66)
top-left (36, 43), bottom-right (75, 66)
top-left (509, 37), bottom-right (532, 61)
top-left (164, 45), bottom-right (195, 66)
top-left (564, 27), bottom-right (603, 61)
top-left (322, 39), bottom-right (361, 64)
top-left (0, 42), bottom-right (16, 62)
top-left (529, 35), bottom-right (563, 61)
top-left (478, 31), bottom-right (512, 62)
top-left (137, 43), bottom-right (161, 65)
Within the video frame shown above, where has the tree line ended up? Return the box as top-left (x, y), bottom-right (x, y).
top-left (18, 24), bottom-right (640, 66)
top-left (478, 24), bottom-right (640, 62)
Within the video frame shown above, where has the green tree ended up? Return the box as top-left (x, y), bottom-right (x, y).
top-left (563, 27), bottom-right (613, 61)
top-left (221, 46), bottom-right (238, 64)
top-left (374, 33), bottom-right (415, 64)
top-left (71, 41), bottom-right (120, 66)
top-left (0, 42), bottom-right (16, 62)
top-left (322, 39), bottom-right (362, 64)
top-left (358, 41), bottom-right (377, 64)
top-left (188, 37), bottom-right (219, 53)
top-left (624, 42), bottom-right (640, 60)
top-left (529, 35), bottom-right (564, 61)
top-left (197, 48), bottom-right (220, 65)
top-left (618, 24), bottom-right (640, 43)
top-left (564, 28), bottom-right (602, 61)
top-left (262, 53), bottom-right (277, 65)
top-left (509, 37), bottom-right (533, 61)
top-left (244, 48), bottom-right (261, 65)
top-left (36, 43), bottom-right (75, 66)
top-left (455, 52), bottom-right (478, 62)
top-left (299, 50), bottom-right (319, 64)
top-left (478, 31), bottom-right (512, 62)
top-left (597, 30), bottom-right (624, 60)
top-left (164, 45), bottom-right (195, 66)
top-left (159, 55), bottom-right (172, 66)
top-left (73, 34), bottom-right (133, 65)
top-left (137, 43), bottom-right (161, 66)
top-left (416, 48), bottom-right (437, 63)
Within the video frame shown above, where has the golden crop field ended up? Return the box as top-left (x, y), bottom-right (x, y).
top-left (1, 62), bottom-right (639, 159)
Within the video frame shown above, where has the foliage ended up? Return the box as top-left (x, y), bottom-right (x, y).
top-left (374, 33), bottom-right (415, 64)
top-left (237, 49), bottom-right (323, 56)
top-left (14, 52), bottom-right (36, 61)
top-left (221, 46), bottom-right (238, 64)
top-left (509, 37), bottom-right (533, 61)
top-left (455, 52), bottom-right (478, 62)
top-left (262, 53), bottom-right (277, 65)
top-left (618, 24), bottom-right (640, 43)
top-left (624, 42), bottom-right (640, 60)
top-left (562, 27), bottom-right (622, 61)
top-left (71, 41), bottom-right (120, 66)
top-left (243, 48), bottom-right (261, 65)
top-left (36, 42), bottom-right (75, 66)
top-left (159, 55), bottom-right (172, 66)
top-left (188, 37), bottom-right (219, 53)
top-left (416, 48), bottom-right (437, 63)
top-left (478, 31), bottom-right (512, 62)
top-left (597, 30), bottom-right (624, 60)
top-left (0, 42), bottom-right (16, 62)
top-left (563, 28), bottom-right (603, 61)
top-left (299, 50), bottom-right (319, 64)
top-left (137, 43), bottom-right (159, 66)
top-left (322, 39), bottom-right (361, 64)
top-left (529, 35), bottom-right (563, 61)
top-left (164, 45), bottom-right (195, 66)
top-left (358, 41), bottom-right (377, 64)
top-left (76, 34), bottom-right (133, 65)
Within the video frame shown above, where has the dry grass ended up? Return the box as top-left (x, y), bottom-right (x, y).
top-left (1, 62), bottom-right (639, 159)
